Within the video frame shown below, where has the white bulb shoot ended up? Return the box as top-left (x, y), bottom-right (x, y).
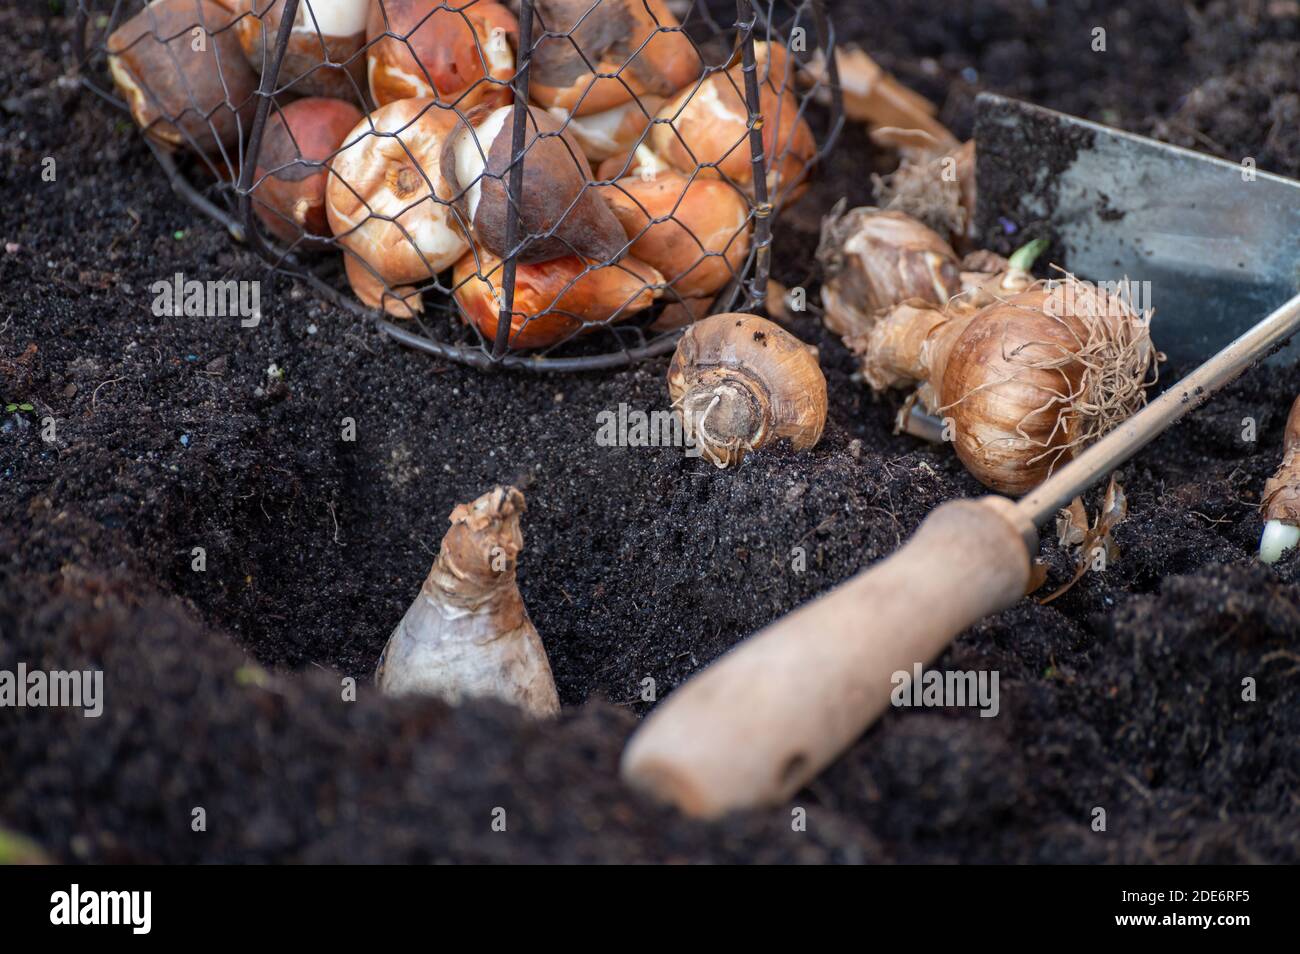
top-left (1259, 520), bottom-right (1300, 565)
top-left (1259, 394), bottom-right (1300, 564)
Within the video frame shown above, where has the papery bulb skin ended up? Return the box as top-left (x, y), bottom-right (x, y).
top-left (253, 97), bottom-right (364, 247)
top-left (650, 64), bottom-right (815, 207)
top-left (599, 171), bottom-right (750, 300)
top-left (238, 0), bottom-right (369, 100)
top-left (938, 283), bottom-right (1155, 494)
top-left (366, 0), bottom-right (517, 109)
top-left (817, 207), bottom-right (962, 338)
top-left (527, 0), bottom-right (701, 116)
top-left (851, 278), bottom-right (1157, 495)
top-left (549, 96), bottom-right (664, 164)
top-left (441, 104), bottom-right (626, 263)
top-left (453, 248), bottom-right (662, 349)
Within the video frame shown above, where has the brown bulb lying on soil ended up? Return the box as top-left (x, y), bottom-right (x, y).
top-left (236, 0), bottom-right (368, 100)
top-left (375, 486), bottom-right (559, 717)
top-left (598, 154), bottom-right (751, 300)
top-left (649, 63), bottom-right (816, 206)
top-left (325, 99), bottom-right (470, 317)
top-left (453, 247), bottom-right (663, 349)
top-left (366, 0), bottom-right (517, 109)
top-left (668, 313), bottom-right (827, 467)
top-left (816, 206), bottom-right (962, 338)
top-left (527, 0), bottom-right (701, 116)
top-left (252, 97), bottom-right (363, 247)
top-left (849, 276), bottom-right (1157, 495)
top-left (441, 104), bottom-right (626, 263)
top-left (106, 0), bottom-right (257, 154)
top-left (1259, 394), bottom-right (1300, 564)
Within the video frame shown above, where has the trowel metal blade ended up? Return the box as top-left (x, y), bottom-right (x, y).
top-left (974, 93), bottom-right (1300, 373)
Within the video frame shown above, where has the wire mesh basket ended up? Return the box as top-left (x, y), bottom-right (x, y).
top-left (75, 0), bottom-right (843, 371)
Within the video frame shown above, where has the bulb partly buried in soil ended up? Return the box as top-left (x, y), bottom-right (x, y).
top-left (375, 486), bottom-right (559, 717)
top-left (1259, 394), bottom-right (1300, 564)
top-left (668, 313), bottom-right (827, 468)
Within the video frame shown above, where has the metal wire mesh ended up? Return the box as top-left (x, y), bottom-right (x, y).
top-left (74, 0), bottom-right (842, 371)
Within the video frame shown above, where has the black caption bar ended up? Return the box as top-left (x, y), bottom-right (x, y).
top-left (0, 863), bottom-right (1286, 941)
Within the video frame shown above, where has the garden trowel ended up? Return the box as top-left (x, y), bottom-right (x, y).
top-left (621, 94), bottom-right (1300, 818)
top-left (973, 93), bottom-right (1300, 373)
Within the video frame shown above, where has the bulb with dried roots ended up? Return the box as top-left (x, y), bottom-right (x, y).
top-left (1259, 395), bottom-right (1300, 564)
top-left (668, 313), bottom-right (827, 468)
top-left (375, 486), bottom-right (559, 717)
top-left (850, 275), bottom-right (1158, 494)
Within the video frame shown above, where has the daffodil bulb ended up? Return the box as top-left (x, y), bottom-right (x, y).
top-left (375, 487), bottom-right (559, 717)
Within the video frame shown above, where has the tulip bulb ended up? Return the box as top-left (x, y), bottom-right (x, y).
top-left (107, 0), bottom-right (258, 154)
top-left (816, 206), bottom-right (963, 338)
top-left (1259, 395), bottom-right (1300, 564)
top-left (668, 313), bottom-right (827, 467)
top-left (852, 276), bottom-right (1157, 494)
top-left (375, 486), bottom-right (559, 717)
top-left (441, 104), bottom-right (626, 263)
top-left (650, 64), bottom-right (815, 206)
top-left (599, 161), bottom-right (751, 300)
top-left (454, 247), bottom-right (663, 349)
top-left (366, 0), bottom-right (517, 109)
top-left (527, 0), bottom-right (701, 116)
top-left (547, 97), bottom-right (664, 164)
top-left (236, 0), bottom-right (368, 100)
top-left (253, 97), bottom-right (363, 247)
top-left (325, 99), bottom-right (470, 317)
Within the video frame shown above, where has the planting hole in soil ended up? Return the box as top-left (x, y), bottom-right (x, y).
top-left (1, 0), bottom-right (1298, 892)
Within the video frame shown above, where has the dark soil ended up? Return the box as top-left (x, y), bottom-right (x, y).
top-left (1, 2), bottom-right (1298, 863)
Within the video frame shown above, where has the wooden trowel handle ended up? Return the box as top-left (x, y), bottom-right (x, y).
top-left (621, 497), bottom-right (1037, 818)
